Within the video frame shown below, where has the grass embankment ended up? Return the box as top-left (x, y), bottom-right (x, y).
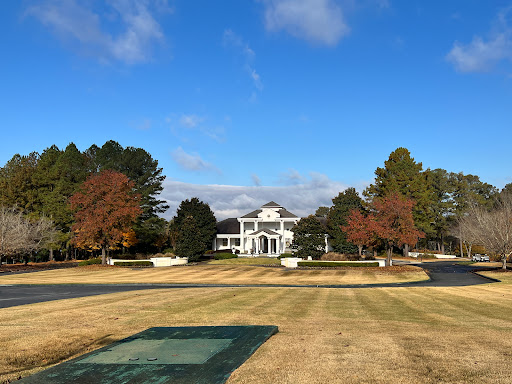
top-left (476, 270), bottom-right (512, 283)
top-left (0, 265), bottom-right (427, 286)
top-left (208, 257), bottom-right (282, 266)
top-left (2, 283), bottom-right (512, 383)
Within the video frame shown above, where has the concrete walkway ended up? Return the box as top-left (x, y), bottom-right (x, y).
top-left (0, 261), bottom-right (500, 309)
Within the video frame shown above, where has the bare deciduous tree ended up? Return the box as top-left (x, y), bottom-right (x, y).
top-left (462, 195), bottom-right (512, 269)
top-left (0, 206), bottom-right (57, 265)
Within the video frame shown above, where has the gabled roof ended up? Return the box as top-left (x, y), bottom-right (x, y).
top-left (216, 218), bottom-right (240, 234)
top-left (248, 228), bottom-right (281, 237)
top-left (278, 208), bottom-right (298, 218)
top-left (241, 209), bottom-right (262, 218)
top-left (261, 201), bottom-right (282, 208)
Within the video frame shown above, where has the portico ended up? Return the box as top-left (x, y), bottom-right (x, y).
top-left (214, 201), bottom-right (298, 257)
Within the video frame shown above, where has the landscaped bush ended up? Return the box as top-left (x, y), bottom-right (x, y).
top-left (78, 258), bottom-right (102, 266)
top-left (298, 261), bottom-right (379, 268)
top-left (213, 253), bottom-right (238, 260)
top-left (321, 252), bottom-right (362, 261)
top-left (113, 261), bottom-right (153, 267)
top-left (278, 253), bottom-right (294, 259)
top-left (205, 250), bottom-right (215, 255)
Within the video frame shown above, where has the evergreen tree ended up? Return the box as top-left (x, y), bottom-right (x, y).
top-left (327, 187), bottom-right (363, 253)
top-left (175, 216), bottom-right (204, 260)
top-left (364, 147), bottom-right (435, 239)
top-left (174, 198), bottom-right (217, 254)
top-left (291, 215), bottom-right (326, 259)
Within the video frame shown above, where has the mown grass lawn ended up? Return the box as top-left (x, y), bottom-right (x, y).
top-left (1, 281), bottom-right (512, 383)
top-left (0, 264), bottom-right (428, 286)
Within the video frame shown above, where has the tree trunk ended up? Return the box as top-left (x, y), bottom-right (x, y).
top-left (503, 255), bottom-right (507, 270)
top-left (440, 234), bottom-right (445, 255)
top-left (459, 235), bottom-right (464, 258)
top-left (101, 247), bottom-right (106, 265)
top-left (49, 248), bottom-right (54, 262)
top-left (403, 244), bottom-right (409, 258)
top-left (358, 245), bottom-right (363, 258)
top-left (373, 248), bottom-right (377, 259)
top-left (386, 246), bottom-right (392, 266)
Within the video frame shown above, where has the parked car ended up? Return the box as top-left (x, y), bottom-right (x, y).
top-left (480, 255), bottom-right (490, 262)
top-left (472, 254), bottom-right (482, 262)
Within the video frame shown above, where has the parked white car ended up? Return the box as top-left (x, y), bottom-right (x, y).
top-left (472, 254), bottom-right (482, 262)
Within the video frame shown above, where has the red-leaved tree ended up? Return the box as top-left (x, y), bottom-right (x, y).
top-left (342, 209), bottom-right (375, 258)
top-left (372, 192), bottom-right (424, 266)
top-left (70, 170), bottom-right (142, 264)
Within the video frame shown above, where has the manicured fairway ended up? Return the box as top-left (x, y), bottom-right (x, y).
top-left (1, 281), bottom-right (512, 383)
top-left (0, 264), bottom-right (428, 285)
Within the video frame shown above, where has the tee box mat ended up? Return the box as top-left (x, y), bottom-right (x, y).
top-left (19, 325), bottom-right (278, 384)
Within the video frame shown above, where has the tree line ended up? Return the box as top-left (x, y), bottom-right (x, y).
top-left (0, 141), bottom-right (217, 264)
top-left (310, 147), bottom-right (511, 267)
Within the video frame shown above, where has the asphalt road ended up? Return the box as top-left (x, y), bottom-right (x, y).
top-left (0, 261), bottom-right (499, 309)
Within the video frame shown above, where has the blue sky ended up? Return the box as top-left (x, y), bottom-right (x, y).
top-left (1, 0), bottom-right (512, 219)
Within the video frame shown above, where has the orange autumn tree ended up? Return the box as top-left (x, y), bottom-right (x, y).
top-left (372, 192), bottom-right (424, 266)
top-left (342, 210), bottom-right (376, 258)
top-left (70, 170), bottom-right (142, 264)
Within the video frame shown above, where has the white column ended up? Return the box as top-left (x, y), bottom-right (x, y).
top-left (267, 238), bottom-right (270, 255)
top-left (254, 220), bottom-right (258, 231)
top-left (255, 238), bottom-right (259, 254)
top-left (280, 221), bottom-right (285, 253)
top-left (240, 221), bottom-right (245, 252)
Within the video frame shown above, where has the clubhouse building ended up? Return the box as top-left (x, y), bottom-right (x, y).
top-left (214, 201), bottom-right (330, 257)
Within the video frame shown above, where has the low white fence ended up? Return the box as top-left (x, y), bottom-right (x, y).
top-left (108, 256), bottom-right (188, 267)
top-left (409, 252), bottom-right (457, 259)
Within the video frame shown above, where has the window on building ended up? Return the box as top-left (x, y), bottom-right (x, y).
top-left (235, 238), bottom-right (241, 246)
top-left (222, 238), bottom-right (228, 247)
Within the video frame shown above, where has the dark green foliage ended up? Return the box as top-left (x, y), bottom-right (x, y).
top-left (78, 258), bottom-right (102, 266)
top-left (291, 215), bottom-right (327, 259)
top-left (174, 198), bottom-right (217, 257)
top-left (175, 216), bottom-right (206, 261)
top-left (315, 206), bottom-right (329, 217)
top-left (213, 253), bottom-right (238, 260)
top-left (113, 261), bottom-right (153, 267)
top-left (277, 253), bottom-right (294, 258)
top-left (89, 140), bottom-right (168, 219)
top-left (364, 147), bottom-right (435, 237)
top-left (298, 261), bottom-right (379, 267)
top-left (327, 187), bottom-right (363, 253)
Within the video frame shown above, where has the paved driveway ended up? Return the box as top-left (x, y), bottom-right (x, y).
top-left (0, 261), bottom-right (499, 309)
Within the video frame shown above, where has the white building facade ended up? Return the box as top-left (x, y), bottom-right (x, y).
top-left (214, 201), bottom-right (299, 257)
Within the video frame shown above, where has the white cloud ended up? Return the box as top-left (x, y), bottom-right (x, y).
top-left (223, 29), bottom-right (263, 92)
top-left (160, 172), bottom-right (353, 220)
top-left (26, 0), bottom-right (170, 64)
top-left (261, 0), bottom-right (350, 46)
top-left (446, 7), bottom-right (512, 73)
top-left (171, 147), bottom-right (219, 173)
top-left (179, 114), bottom-right (204, 129)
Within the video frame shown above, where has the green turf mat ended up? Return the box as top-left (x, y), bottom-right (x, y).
top-left (19, 325), bottom-right (278, 384)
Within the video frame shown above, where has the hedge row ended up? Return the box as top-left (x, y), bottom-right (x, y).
top-left (113, 261), bottom-right (153, 267)
top-left (298, 261), bottom-right (379, 268)
top-left (213, 253), bottom-right (238, 260)
top-left (78, 258), bottom-right (102, 266)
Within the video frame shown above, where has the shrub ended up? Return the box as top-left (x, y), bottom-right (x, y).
top-left (321, 252), bottom-right (361, 261)
top-left (298, 261), bottom-right (379, 268)
top-left (113, 261), bottom-right (153, 267)
top-left (205, 250), bottom-right (215, 255)
top-left (162, 248), bottom-right (174, 254)
top-left (278, 253), bottom-right (294, 259)
top-left (213, 253), bottom-right (238, 260)
top-left (78, 258), bottom-right (102, 266)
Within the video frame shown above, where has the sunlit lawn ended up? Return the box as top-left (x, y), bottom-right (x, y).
top-left (208, 257), bottom-right (281, 266)
top-left (0, 264), bottom-right (429, 286)
top-left (1, 281), bottom-right (512, 383)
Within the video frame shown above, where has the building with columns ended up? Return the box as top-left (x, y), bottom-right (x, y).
top-left (214, 201), bottom-right (299, 257)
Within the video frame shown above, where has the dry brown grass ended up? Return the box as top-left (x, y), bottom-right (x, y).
top-left (2, 281), bottom-right (512, 384)
top-left (208, 257), bottom-right (282, 266)
top-left (0, 264), bottom-right (428, 286)
top-left (476, 270), bottom-right (512, 283)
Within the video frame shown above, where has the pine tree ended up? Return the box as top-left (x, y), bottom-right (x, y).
top-left (327, 187), bottom-right (363, 253)
top-left (291, 215), bottom-right (326, 259)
